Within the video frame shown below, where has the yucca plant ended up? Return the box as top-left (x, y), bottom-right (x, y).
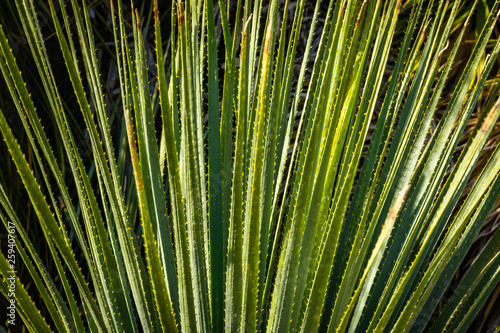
top-left (0, 0), bottom-right (500, 331)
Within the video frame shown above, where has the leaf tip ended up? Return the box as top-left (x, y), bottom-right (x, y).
top-left (154, 0), bottom-right (159, 21)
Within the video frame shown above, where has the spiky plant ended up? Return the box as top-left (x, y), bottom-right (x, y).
top-left (0, 0), bottom-right (500, 331)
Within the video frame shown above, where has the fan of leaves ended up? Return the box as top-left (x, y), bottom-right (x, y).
top-left (0, 0), bottom-right (500, 332)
